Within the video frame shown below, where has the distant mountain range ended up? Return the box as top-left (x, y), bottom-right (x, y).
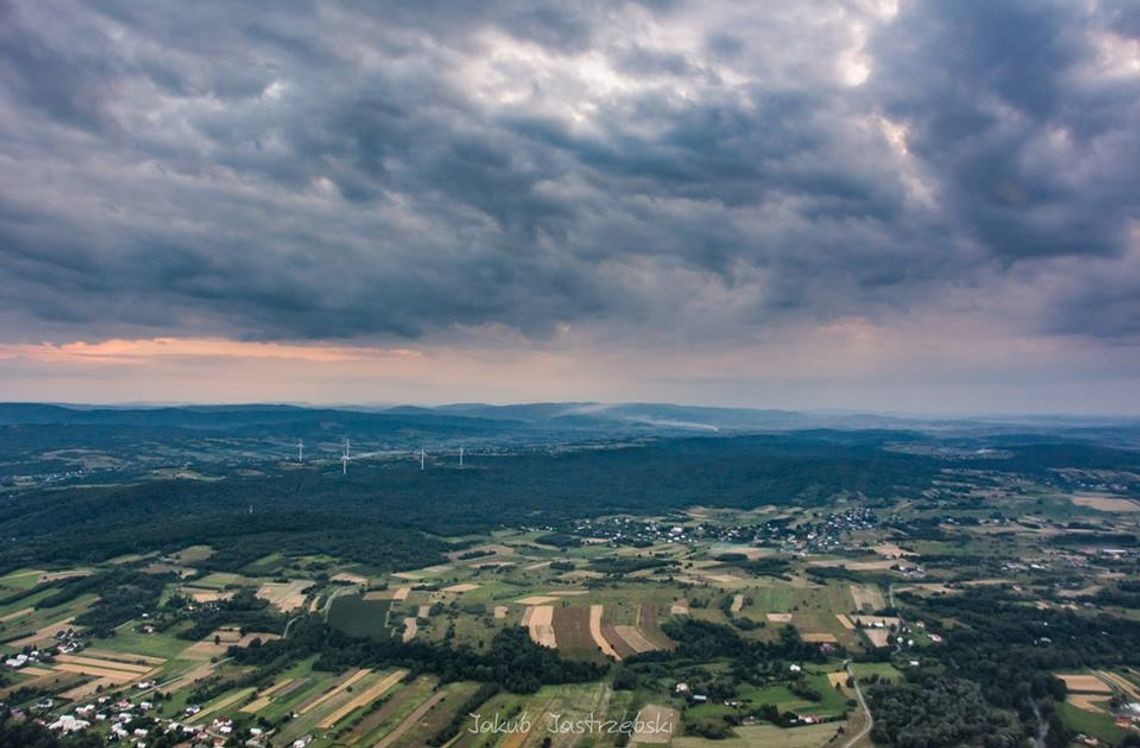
top-left (2, 401), bottom-right (1138, 441)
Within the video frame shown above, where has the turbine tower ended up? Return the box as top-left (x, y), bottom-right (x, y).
top-left (297, 438), bottom-right (304, 463)
top-left (420, 448), bottom-right (425, 471)
top-left (459, 446), bottom-right (464, 467)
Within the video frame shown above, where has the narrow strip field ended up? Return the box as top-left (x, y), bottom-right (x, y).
top-left (299, 668), bottom-right (371, 714)
top-left (373, 691), bottom-right (448, 748)
top-left (317, 669), bottom-right (407, 728)
top-left (590, 605), bottom-right (620, 659)
top-left (613, 625), bottom-right (656, 653)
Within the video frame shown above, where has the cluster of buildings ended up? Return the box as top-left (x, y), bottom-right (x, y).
top-left (555, 507), bottom-right (880, 552)
top-left (8, 690), bottom-right (272, 748)
top-left (3, 628), bottom-right (85, 671)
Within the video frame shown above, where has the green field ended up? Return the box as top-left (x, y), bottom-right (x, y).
top-left (1056, 702), bottom-right (1128, 743)
top-left (850, 662), bottom-right (903, 683)
top-left (674, 720), bottom-right (848, 747)
top-left (328, 594), bottom-right (395, 639)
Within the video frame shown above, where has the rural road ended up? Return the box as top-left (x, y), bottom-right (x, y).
top-left (840, 660), bottom-right (873, 748)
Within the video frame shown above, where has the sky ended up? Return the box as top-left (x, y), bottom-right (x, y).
top-left (1, 0), bottom-right (1139, 413)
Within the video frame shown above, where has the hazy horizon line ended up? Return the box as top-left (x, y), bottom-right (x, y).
top-left (3, 399), bottom-right (1139, 421)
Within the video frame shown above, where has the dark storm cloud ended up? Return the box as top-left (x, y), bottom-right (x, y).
top-left (0, 0), bottom-right (1137, 345)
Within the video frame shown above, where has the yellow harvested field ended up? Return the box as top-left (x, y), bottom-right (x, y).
top-left (846, 560), bottom-right (899, 570)
top-left (523, 605), bottom-right (557, 648)
top-left (1071, 494), bottom-right (1140, 512)
top-left (769, 613), bottom-right (795, 623)
top-left (299, 668), bottom-right (371, 714)
top-left (1058, 674), bottom-right (1112, 693)
top-left (0, 608), bottom-right (33, 622)
top-left (494, 605), bottom-right (508, 619)
top-left (52, 663), bottom-right (143, 683)
top-left (418, 604), bottom-right (431, 617)
top-left (18, 666), bottom-right (56, 677)
top-left (835, 614), bottom-right (855, 629)
top-left (551, 589), bottom-right (589, 596)
top-left (730, 594), bottom-right (744, 613)
top-left (392, 586), bottom-right (410, 601)
top-left (60, 677), bottom-right (117, 701)
top-left (863, 629), bottom-right (892, 648)
top-left (331, 572), bottom-right (370, 585)
top-left (670, 599), bottom-right (690, 615)
top-left (261, 677), bottom-right (297, 698)
top-left (318, 669), bottom-right (408, 728)
top-left (1068, 694), bottom-right (1109, 713)
top-left (590, 605), bottom-right (620, 660)
top-left (184, 630), bottom-right (278, 660)
top-left (827, 672), bottom-right (849, 689)
top-left (8, 618), bottom-right (75, 647)
top-left (873, 543), bottom-right (916, 557)
top-left (241, 696), bottom-right (273, 713)
top-left (55, 655), bottom-right (154, 674)
top-left (256, 580), bottom-right (310, 612)
top-left (402, 617), bottom-right (418, 643)
top-left (614, 625), bottom-right (657, 653)
top-left (516, 595), bottom-right (560, 605)
top-left (850, 584), bottom-right (886, 611)
top-left (633, 704), bottom-right (676, 744)
top-left (183, 586), bottom-right (233, 603)
top-left (442, 583), bottom-right (480, 593)
top-left (802, 633), bottom-right (838, 643)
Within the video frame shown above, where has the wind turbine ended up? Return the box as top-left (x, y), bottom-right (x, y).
top-left (341, 437), bottom-right (350, 475)
top-left (420, 448), bottom-right (425, 471)
top-left (459, 446), bottom-right (464, 467)
top-left (297, 438), bottom-right (304, 463)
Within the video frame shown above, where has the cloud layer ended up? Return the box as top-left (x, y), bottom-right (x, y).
top-left (1, 0), bottom-right (1138, 408)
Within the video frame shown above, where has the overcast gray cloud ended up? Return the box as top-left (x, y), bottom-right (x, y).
top-left (0, 0), bottom-right (1138, 360)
